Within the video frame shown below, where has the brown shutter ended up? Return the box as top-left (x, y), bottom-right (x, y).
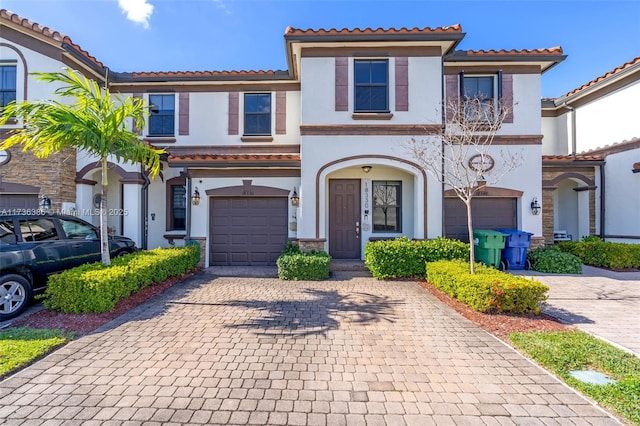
top-left (445, 74), bottom-right (459, 122)
top-left (228, 92), bottom-right (239, 135)
top-left (335, 57), bottom-right (348, 111)
top-left (132, 93), bottom-right (143, 134)
top-left (501, 74), bottom-right (514, 123)
top-left (395, 57), bottom-right (409, 111)
top-left (276, 91), bottom-right (286, 135)
top-left (178, 93), bottom-right (189, 135)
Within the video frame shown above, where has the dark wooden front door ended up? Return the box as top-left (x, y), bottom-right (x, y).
top-left (329, 179), bottom-right (361, 259)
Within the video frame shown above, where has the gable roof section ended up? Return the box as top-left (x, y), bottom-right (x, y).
top-left (1, 9), bottom-right (106, 78)
top-left (284, 25), bottom-right (463, 39)
top-left (562, 56), bottom-right (640, 99)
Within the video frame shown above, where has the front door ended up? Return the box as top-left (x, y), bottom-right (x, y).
top-left (329, 179), bottom-right (361, 259)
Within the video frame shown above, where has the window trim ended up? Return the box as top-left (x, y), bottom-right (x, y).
top-left (165, 176), bottom-right (187, 231)
top-left (243, 92), bottom-right (272, 136)
top-left (353, 59), bottom-right (390, 113)
top-left (372, 180), bottom-right (402, 233)
top-left (148, 93), bottom-right (176, 137)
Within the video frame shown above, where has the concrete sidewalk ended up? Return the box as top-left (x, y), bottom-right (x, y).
top-left (0, 272), bottom-right (619, 425)
top-left (518, 266), bottom-right (640, 356)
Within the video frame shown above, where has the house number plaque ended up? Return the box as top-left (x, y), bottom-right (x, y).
top-left (468, 154), bottom-right (495, 172)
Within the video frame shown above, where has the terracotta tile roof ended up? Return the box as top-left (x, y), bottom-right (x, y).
top-left (562, 56), bottom-right (640, 98)
top-left (459, 47), bottom-right (564, 56)
top-left (284, 25), bottom-right (463, 36)
top-left (542, 154), bottom-right (604, 162)
top-left (1, 9), bottom-right (105, 69)
top-left (578, 137), bottom-right (640, 157)
top-left (169, 153), bottom-right (300, 163)
top-left (130, 70), bottom-right (287, 78)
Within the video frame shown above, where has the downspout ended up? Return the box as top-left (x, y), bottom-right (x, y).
top-left (561, 102), bottom-right (577, 155)
top-left (600, 162), bottom-right (606, 239)
top-left (140, 165), bottom-right (150, 250)
top-left (440, 61), bottom-right (447, 237)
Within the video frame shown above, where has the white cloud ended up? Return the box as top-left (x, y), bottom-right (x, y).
top-left (118, 0), bottom-right (154, 29)
top-left (212, 0), bottom-right (231, 15)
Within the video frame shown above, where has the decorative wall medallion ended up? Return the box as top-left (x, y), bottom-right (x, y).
top-left (0, 149), bottom-right (11, 166)
top-left (93, 193), bottom-right (102, 208)
top-left (468, 154), bottom-right (495, 172)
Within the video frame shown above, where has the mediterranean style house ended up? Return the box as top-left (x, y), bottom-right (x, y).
top-left (0, 9), bottom-right (591, 266)
top-left (542, 56), bottom-right (640, 244)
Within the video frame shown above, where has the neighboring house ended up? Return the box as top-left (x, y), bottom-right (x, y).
top-left (542, 56), bottom-right (640, 243)
top-left (1, 10), bottom-right (567, 265)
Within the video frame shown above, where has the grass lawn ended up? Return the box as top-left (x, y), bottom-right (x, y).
top-left (0, 327), bottom-right (73, 378)
top-left (510, 330), bottom-right (640, 425)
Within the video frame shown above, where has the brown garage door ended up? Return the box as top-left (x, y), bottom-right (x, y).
top-left (209, 197), bottom-right (288, 266)
top-left (445, 197), bottom-right (517, 242)
top-left (0, 194), bottom-right (39, 213)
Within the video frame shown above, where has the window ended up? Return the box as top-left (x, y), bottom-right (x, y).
top-left (170, 185), bottom-right (186, 230)
top-left (0, 219), bottom-right (16, 244)
top-left (18, 219), bottom-right (59, 242)
top-left (354, 60), bottom-right (388, 112)
top-left (149, 94), bottom-right (175, 136)
top-left (59, 218), bottom-right (97, 240)
top-left (462, 75), bottom-right (497, 121)
top-left (0, 65), bottom-right (17, 114)
top-left (372, 181), bottom-right (401, 232)
top-left (244, 93), bottom-right (271, 135)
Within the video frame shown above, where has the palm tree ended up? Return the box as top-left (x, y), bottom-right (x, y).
top-left (0, 68), bottom-right (164, 265)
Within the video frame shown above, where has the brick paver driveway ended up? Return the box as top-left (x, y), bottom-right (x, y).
top-left (0, 272), bottom-right (619, 425)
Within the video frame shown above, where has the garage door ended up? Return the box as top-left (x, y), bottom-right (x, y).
top-left (209, 197), bottom-right (288, 266)
top-left (0, 194), bottom-right (39, 213)
top-left (445, 197), bottom-right (517, 242)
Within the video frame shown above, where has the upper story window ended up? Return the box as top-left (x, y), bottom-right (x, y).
top-left (461, 74), bottom-right (498, 122)
top-left (149, 94), bottom-right (175, 136)
top-left (354, 60), bottom-right (389, 112)
top-left (0, 65), bottom-right (17, 114)
top-left (244, 93), bottom-right (271, 135)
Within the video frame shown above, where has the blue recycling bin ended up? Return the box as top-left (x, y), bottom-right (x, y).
top-left (496, 229), bottom-right (533, 270)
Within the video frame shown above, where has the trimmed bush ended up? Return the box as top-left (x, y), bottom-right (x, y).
top-left (558, 240), bottom-right (640, 269)
top-left (527, 246), bottom-right (582, 274)
top-left (364, 237), bottom-right (469, 279)
top-left (42, 245), bottom-right (200, 314)
top-left (277, 250), bottom-right (331, 281)
top-left (426, 260), bottom-right (549, 313)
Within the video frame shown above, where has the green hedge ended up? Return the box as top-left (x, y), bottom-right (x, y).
top-left (277, 250), bottom-right (331, 281)
top-left (527, 246), bottom-right (582, 274)
top-left (42, 245), bottom-right (200, 314)
top-left (426, 260), bottom-right (549, 313)
top-left (364, 237), bottom-right (469, 279)
top-left (558, 240), bottom-right (640, 269)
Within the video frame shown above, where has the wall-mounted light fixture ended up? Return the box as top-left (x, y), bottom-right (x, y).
top-left (361, 165), bottom-right (372, 173)
top-left (40, 195), bottom-right (51, 212)
top-left (191, 187), bottom-right (201, 206)
top-left (291, 187), bottom-right (300, 206)
top-left (530, 197), bottom-right (541, 215)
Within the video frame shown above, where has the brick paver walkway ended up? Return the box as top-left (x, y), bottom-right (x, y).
top-left (0, 272), bottom-right (619, 425)
top-left (529, 266), bottom-right (640, 356)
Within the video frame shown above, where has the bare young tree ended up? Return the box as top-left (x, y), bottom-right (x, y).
top-left (403, 96), bottom-right (523, 273)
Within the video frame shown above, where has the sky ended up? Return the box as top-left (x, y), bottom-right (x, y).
top-left (2, 0), bottom-right (639, 98)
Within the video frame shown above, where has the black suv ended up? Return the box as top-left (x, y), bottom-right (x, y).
top-left (0, 214), bottom-right (137, 320)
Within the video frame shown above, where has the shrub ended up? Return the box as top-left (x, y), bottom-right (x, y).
top-left (527, 246), bottom-right (582, 274)
top-left (42, 245), bottom-right (200, 314)
top-left (426, 260), bottom-right (548, 313)
top-left (277, 250), bottom-right (331, 281)
top-left (558, 240), bottom-right (640, 269)
top-left (364, 237), bottom-right (469, 279)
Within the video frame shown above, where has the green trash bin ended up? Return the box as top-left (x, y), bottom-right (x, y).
top-left (473, 229), bottom-right (507, 269)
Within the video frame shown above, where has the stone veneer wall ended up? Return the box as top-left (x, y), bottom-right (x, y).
top-left (542, 166), bottom-right (597, 245)
top-left (190, 237), bottom-right (207, 268)
top-left (0, 147), bottom-right (76, 211)
top-left (297, 239), bottom-right (326, 253)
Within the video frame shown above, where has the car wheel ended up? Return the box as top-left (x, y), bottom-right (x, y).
top-left (0, 274), bottom-right (32, 321)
